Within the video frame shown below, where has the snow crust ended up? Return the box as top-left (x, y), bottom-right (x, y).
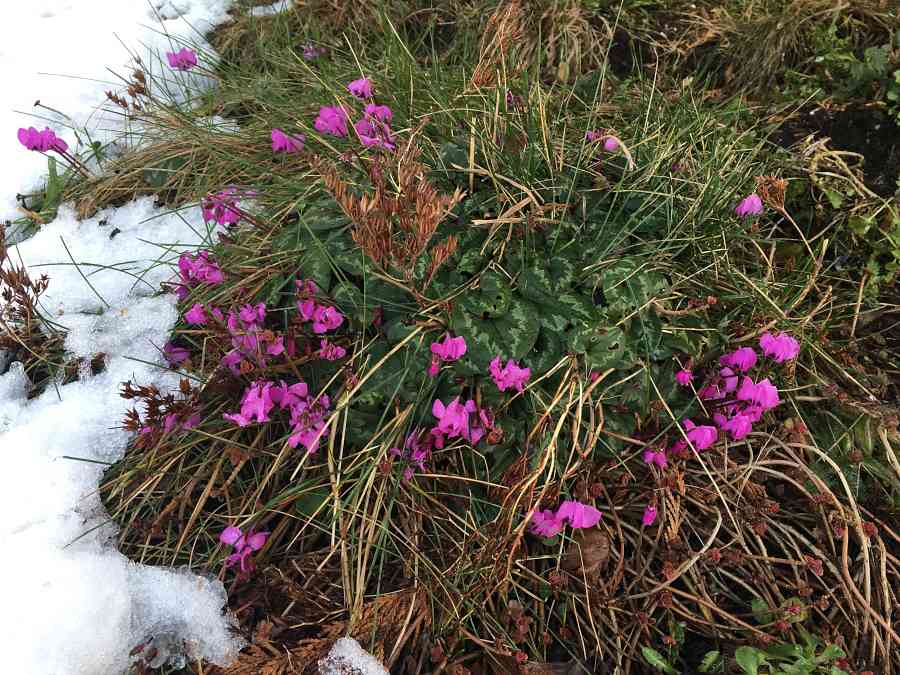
top-left (250, 0), bottom-right (294, 17)
top-left (0, 0), bottom-right (233, 220)
top-left (319, 638), bottom-right (390, 675)
top-left (0, 198), bottom-right (242, 674)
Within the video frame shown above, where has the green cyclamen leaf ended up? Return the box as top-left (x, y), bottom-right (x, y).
top-left (640, 647), bottom-right (678, 674)
top-left (735, 646), bottom-right (767, 675)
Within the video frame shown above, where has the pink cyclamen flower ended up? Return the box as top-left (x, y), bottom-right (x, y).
top-left (347, 77), bottom-right (374, 99)
top-left (529, 500), bottom-right (601, 538)
top-left (719, 367), bottom-right (739, 393)
top-left (318, 339), bottom-right (347, 361)
top-left (178, 251), bottom-right (224, 285)
top-left (759, 332), bottom-right (800, 363)
top-left (312, 305), bottom-right (344, 333)
top-left (642, 505), bottom-right (658, 527)
top-left (428, 334), bottom-right (467, 377)
top-left (489, 356), bottom-right (531, 393)
top-left (389, 429), bottom-right (431, 481)
top-left (735, 193), bottom-right (763, 218)
top-left (219, 526), bottom-right (243, 547)
top-left (431, 335), bottom-right (468, 361)
top-left (699, 383), bottom-right (723, 400)
top-left (286, 392), bottom-right (331, 453)
top-left (202, 188), bottom-right (243, 226)
top-left (722, 412), bottom-right (754, 440)
top-left (220, 526), bottom-right (269, 573)
top-left (364, 103), bottom-right (392, 122)
top-left (530, 509), bottom-right (564, 538)
top-left (432, 397), bottom-right (474, 439)
top-left (675, 369), bottom-right (693, 386)
top-left (163, 341), bottom-right (191, 365)
top-left (166, 47), bottom-right (198, 71)
top-left (297, 298), bottom-right (316, 322)
top-left (720, 347), bottom-right (757, 371)
top-left (238, 302), bottom-right (266, 325)
top-left (430, 397), bottom-right (489, 448)
top-left (683, 419), bottom-right (718, 451)
top-left (643, 448), bottom-right (668, 469)
top-left (184, 303), bottom-right (207, 325)
top-left (354, 114), bottom-right (395, 151)
top-left (314, 105), bottom-right (349, 137)
top-left (176, 250), bottom-right (223, 298)
top-left (18, 126), bottom-right (69, 154)
top-left (603, 136), bottom-right (621, 152)
top-left (585, 129), bottom-right (603, 142)
top-left (271, 128), bottom-right (305, 153)
top-left (224, 380), bottom-right (277, 426)
top-left (556, 500), bottom-right (602, 529)
top-left (737, 377), bottom-right (781, 410)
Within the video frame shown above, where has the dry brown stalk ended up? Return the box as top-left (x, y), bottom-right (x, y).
top-left (317, 141), bottom-right (463, 297)
top-left (470, 1), bottom-right (527, 88)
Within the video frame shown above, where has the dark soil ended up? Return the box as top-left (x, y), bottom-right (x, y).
top-left (775, 106), bottom-right (900, 197)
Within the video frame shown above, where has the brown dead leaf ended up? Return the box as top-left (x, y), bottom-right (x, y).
top-left (225, 446), bottom-right (250, 466)
top-left (561, 529), bottom-right (610, 579)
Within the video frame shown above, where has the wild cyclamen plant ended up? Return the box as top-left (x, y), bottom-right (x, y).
top-left (202, 187), bottom-right (252, 226)
top-left (270, 128), bottom-right (305, 153)
top-left (390, 429), bottom-right (431, 481)
top-left (165, 47), bottom-right (198, 71)
top-left (18, 126), bottom-right (68, 154)
top-left (223, 379), bottom-right (332, 453)
top-left (428, 334), bottom-right (467, 377)
top-left (219, 526), bottom-right (268, 574)
top-left (529, 500), bottom-right (602, 538)
top-left (173, 250), bottom-right (224, 300)
top-left (650, 333), bottom-right (800, 464)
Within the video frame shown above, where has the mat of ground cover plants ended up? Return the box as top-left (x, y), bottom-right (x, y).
top-left (2, 0), bottom-right (900, 674)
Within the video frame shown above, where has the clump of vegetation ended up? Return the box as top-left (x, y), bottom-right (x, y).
top-left (14, 0), bottom-right (889, 673)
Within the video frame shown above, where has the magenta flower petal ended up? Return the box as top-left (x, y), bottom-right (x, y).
top-left (430, 334), bottom-right (467, 362)
top-left (166, 47), bottom-right (198, 71)
top-left (735, 193), bottom-right (763, 218)
top-left (163, 341), bottom-right (191, 365)
top-left (530, 509), bottom-right (564, 538)
top-left (220, 526), bottom-right (243, 546)
top-left (759, 332), bottom-right (800, 363)
top-left (489, 355), bottom-right (531, 392)
top-left (271, 128), bottom-right (305, 153)
top-left (314, 105), bottom-right (349, 137)
top-left (364, 103), bottom-right (392, 121)
top-left (675, 369), bottom-right (693, 386)
top-left (184, 303), bottom-right (207, 325)
top-left (245, 531), bottom-right (269, 551)
top-left (347, 77), bottom-right (374, 98)
top-left (642, 505), bottom-right (658, 527)
top-left (684, 419), bottom-right (717, 450)
top-left (720, 347), bottom-right (757, 371)
top-left (557, 500), bottom-right (602, 529)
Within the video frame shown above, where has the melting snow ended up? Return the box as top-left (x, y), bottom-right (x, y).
top-left (1, 198), bottom-right (242, 673)
top-left (319, 638), bottom-right (390, 675)
top-left (0, 0), bottom-right (234, 221)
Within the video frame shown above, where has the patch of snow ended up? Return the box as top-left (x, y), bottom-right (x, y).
top-left (250, 0), bottom-right (293, 16)
top-left (0, 0), bottom-right (236, 221)
top-left (1, 197), bottom-right (241, 674)
top-left (319, 638), bottom-right (390, 675)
